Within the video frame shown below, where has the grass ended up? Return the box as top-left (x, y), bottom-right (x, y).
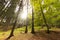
top-left (0, 26), bottom-right (60, 35)
top-left (0, 26), bottom-right (60, 40)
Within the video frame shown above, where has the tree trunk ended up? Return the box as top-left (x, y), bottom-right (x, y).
top-left (25, 0), bottom-right (28, 33)
top-left (6, 17), bottom-right (17, 40)
top-left (6, 0), bottom-right (23, 40)
top-left (40, 5), bottom-right (50, 33)
top-left (25, 25), bottom-right (28, 33)
top-left (31, 8), bottom-right (35, 34)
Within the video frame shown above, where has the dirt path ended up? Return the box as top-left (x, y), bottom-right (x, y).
top-left (0, 31), bottom-right (60, 40)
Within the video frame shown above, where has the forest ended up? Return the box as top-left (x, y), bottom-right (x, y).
top-left (0, 0), bottom-right (60, 40)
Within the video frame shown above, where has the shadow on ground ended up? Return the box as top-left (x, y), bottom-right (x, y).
top-left (0, 30), bottom-right (60, 40)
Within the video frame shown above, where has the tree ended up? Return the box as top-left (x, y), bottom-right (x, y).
top-left (31, 0), bottom-right (50, 33)
top-left (40, 6), bottom-right (50, 33)
top-left (39, 0), bottom-right (50, 33)
top-left (31, 7), bottom-right (35, 34)
top-left (25, 0), bottom-right (28, 33)
top-left (6, 0), bottom-right (23, 40)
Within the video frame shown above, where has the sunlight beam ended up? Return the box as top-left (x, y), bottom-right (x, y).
top-left (14, 5), bottom-right (19, 13)
top-left (20, 5), bottom-right (27, 20)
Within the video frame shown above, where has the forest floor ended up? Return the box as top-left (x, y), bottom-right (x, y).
top-left (0, 27), bottom-right (60, 40)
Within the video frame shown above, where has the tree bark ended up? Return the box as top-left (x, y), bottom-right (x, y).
top-left (6, 0), bottom-right (23, 40)
top-left (25, 0), bottom-right (28, 33)
top-left (31, 8), bottom-right (35, 34)
top-left (40, 5), bottom-right (50, 33)
top-left (25, 25), bottom-right (28, 33)
top-left (6, 19), bottom-right (17, 40)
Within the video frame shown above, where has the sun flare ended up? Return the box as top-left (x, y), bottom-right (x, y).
top-left (21, 11), bottom-right (27, 19)
top-left (20, 2), bottom-right (28, 19)
top-left (16, 0), bottom-right (32, 20)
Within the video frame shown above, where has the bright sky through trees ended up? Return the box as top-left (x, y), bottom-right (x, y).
top-left (41, 0), bottom-right (44, 5)
top-left (14, 0), bottom-right (32, 20)
top-left (20, 0), bottom-right (32, 20)
top-left (15, 5), bottom-right (19, 13)
top-left (20, 7), bottom-right (27, 20)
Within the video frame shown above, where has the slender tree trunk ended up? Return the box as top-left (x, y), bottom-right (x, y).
top-left (6, 14), bottom-right (18, 40)
top-left (40, 5), bottom-right (50, 33)
top-left (6, 0), bottom-right (23, 40)
top-left (25, 0), bottom-right (28, 33)
top-left (25, 24), bottom-right (28, 33)
top-left (31, 8), bottom-right (35, 34)
top-left (25, 18), bottom-right (28, 33)
top-left (6, 19), bottom-right (17, 40)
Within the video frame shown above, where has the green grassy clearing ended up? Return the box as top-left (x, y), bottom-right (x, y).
top-left (0, 26), bottom-right (60, 40)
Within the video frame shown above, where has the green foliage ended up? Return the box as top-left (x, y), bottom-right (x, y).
top-left (30, 0), bottom-right (60, 27)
